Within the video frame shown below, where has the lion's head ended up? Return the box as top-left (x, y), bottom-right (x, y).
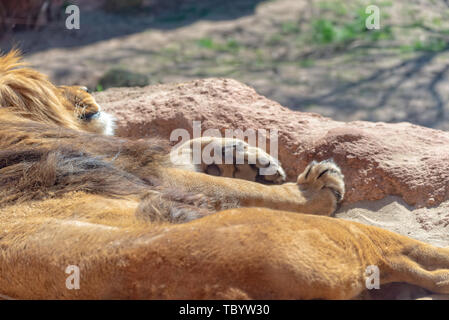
top-left (0, 50), bottom-right (115, 135)
top-left (57, 85), bottom-right (115, 135)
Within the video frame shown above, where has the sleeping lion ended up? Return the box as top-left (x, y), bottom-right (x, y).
top-left (0, 50), bottom-right (448, 299)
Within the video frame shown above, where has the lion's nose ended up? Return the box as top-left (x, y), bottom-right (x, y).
top-left (80, 111), bottom-right (100, 121)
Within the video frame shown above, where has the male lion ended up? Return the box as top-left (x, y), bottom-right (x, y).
top-left (0, 50), bottom-right (448, 299)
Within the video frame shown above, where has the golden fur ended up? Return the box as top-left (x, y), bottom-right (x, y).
top-left (1, 50), bottom-right (449, 299)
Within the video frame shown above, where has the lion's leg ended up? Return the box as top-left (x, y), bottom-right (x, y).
top-left (382, 242), bottom-right (449, 294)
top-left (160, 158), bottom-right (345, 216)
top-left (170, 137), bottom-right (286, 184)
top-left (306, 218), bottom-right (449, 298)
top-left (3, 201), bottom-right (448, 299)
top-left (234, 211), bottom-right (449, 299)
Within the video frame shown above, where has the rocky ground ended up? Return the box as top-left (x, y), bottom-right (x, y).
top-left (3, 0), bottom-right (449, 130)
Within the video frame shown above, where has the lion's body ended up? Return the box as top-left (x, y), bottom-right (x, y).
top-left (1, 51), bottom-right (449, 299)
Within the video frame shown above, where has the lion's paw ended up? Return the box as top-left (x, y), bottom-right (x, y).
top-left (297, 159), bottom-right (345, 203)
top-left (201, 138), bottom-right (286, 184)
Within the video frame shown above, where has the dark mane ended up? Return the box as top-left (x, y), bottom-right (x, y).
top-left (0, 119), bottom-right (219, 222)
top-left (0, 145), bottom-right (148, 204)
top-left (0, 50), bottom-right (223, 223)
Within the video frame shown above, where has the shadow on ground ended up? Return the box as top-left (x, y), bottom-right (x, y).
top-left (4, 0), bottom-right (449, 130)
top-left (0, 0), bottom-right (267, 54)
top-left (285, 47), bottom-right (449, 129)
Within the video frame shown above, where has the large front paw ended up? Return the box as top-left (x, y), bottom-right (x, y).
top-left (297, 159), bottom-right (345, 203)
top-left (204, 137), bottom-right (286, 184)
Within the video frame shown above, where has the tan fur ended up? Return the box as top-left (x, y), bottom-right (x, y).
top-left (1, 51), bottom-right (448, 299)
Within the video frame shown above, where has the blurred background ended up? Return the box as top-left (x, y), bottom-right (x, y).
top-left (1, 0), bottom-right (449, 130)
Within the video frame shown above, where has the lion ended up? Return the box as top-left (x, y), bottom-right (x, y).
top-left (0, 50), bottom-right (448, 299)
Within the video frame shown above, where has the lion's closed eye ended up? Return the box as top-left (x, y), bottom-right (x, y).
top-left (58, 85), bottom-right (115, 135)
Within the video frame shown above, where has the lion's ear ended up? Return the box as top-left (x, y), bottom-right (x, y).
top-left (79, 86), bottom-right (89, 93)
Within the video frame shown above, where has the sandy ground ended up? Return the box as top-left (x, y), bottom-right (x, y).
top-left (337, 196), bottom-right (449, 248)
